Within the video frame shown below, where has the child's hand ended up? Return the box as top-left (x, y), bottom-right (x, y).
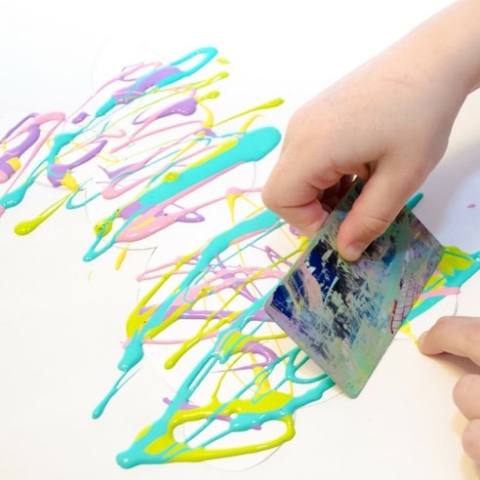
top-left (262, 0), bottom-right (480, 261)
top-left (419, 316), bottom-right (480, 463)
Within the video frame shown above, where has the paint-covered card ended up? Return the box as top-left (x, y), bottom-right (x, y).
top-left (264, 179), bottom-right (443, 398)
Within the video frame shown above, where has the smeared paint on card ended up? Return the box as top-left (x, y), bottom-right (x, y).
top-left (264, 179), bottom-right (443, 398)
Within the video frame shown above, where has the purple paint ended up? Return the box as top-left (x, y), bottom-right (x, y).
top-left (113, 66), bottom-right (182, 103)
top-left (99, 164), bottom-right (134, 180)
top-left (0, 113), bottom-right (38, 142)
top-left (0, 124), bottom-right (41, 179)
top-left (137, 306), bottom-right (269, 322)
top-left (47, 139), bottom-right (108, 186)
top-left (133, 98), bottom-right (198, 125)
top-left (175, 210), bottom-right (205, 223)
top-left (202, 128), bottom-right (215, 137)
top-left (120, 201), bottom-right (143, 219)
top-left (71, 111), bottom-right (89, 124)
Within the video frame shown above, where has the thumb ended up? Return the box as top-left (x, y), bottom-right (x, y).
top-left (336, 168), bottom-right (416, 261)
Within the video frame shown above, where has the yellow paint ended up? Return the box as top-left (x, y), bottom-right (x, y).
top-left (167, 140), bottom-right (200, 166)
top-left (163, 308), bottom-right (238, 369)
top-left (239, 115), bottom-right (263, 132)
top-left (216, 57), bottom-right (229, 64)
top-left (185, 137), bottom-right (238, 170)
top-left (198, 91), bottom-right (220, 102)
top-left (115, 244), bottom-right (129, 270)
top-left (399, 320), bottom-right (416, 340)
top-left (438, 246), bottom-right (475, 275)
top-left (215, 98), bottom-right (284, 127)
top-left (190, 71), bottom-right (229, 90)
top-left (164, 172), bottom-right (180, 182)
top-left (408, 246), bottom-right (476, 314)
top-left (6, 157), bottom-right (21, 172)
top-left (218, 329), bottom-right (253, 358)
top-left (134, 423), bottom-right (153, 442)
top-left (226, 191), bottom-right (248, 265)
top-left (131, 216), bottom-right (155, 232)
top-left (117, 202), bottom-right (306, 463)
top-left (166, 249), bottom-right (303, 370)
top-left (196, 96), bottom-right (215, 128)
top-left (125, 251), bottom-right (199, 337)
top-left (94, 213), bottom-right (118, 238)
top-left (14, 193), bottom-right (71, 235)
top-left (60, 171), bottom-right (79, 191)
top-left (250, 353), bottom-right (272, 397)
top-left (142, 393), bottom-right (295, 461)
top-left (226, 191), bottom-right (243, 224)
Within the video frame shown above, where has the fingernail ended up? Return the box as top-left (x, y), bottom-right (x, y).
top-left (417, 332), bottom-right (426, 349)
top-left (343, 243), bottom-right (365, 261)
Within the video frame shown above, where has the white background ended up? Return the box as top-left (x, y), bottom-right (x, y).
top-left (1, 0), bottom-right (480, 479)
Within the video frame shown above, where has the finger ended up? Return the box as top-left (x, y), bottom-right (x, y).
top-left (463, 419), bottom-right (480, 464)
top-left (453, 375), bottom-right (480, 420)
top-left (336, 164), bottom-right (420, 261)
top-left (418, 316), bottom-right (480, 366)
top-left (262, 177), bottom-right (328, 237)
top-left (262, 157), bottom-right (340, 237)
top-left (321, 176), bottom-right (355, 212)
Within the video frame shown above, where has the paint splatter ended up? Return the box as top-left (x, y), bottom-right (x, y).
top-left (1, 46), bottom-right (479, 468)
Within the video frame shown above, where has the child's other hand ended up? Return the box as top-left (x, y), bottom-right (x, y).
top-left (419, 316), bottom-right (480, 463)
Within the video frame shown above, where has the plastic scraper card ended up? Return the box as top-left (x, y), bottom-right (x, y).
top-left (264, 179), bottom-right (443, 398)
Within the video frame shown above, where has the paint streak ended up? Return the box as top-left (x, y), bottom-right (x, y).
top-left (1, 46), bottom-right (479, 468)
top-left (403, 246), bottom-right (480, 323)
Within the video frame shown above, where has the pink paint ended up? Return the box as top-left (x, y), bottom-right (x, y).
top-left (101, 136), bottom-right (213, 200)
top-left (115, 169), bottom-right (240, 242)
top-left (419, 286), bottom-right (461, 299)
top-left (117, 192), bottom-right (239, 241)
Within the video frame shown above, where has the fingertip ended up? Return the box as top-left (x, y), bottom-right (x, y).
top-left (453, 374), bottom-right (480, 418)
top-left (463, 419), bottom-right (480, 464)
top-left (336, 170), bottom-right (416, 261)
top-left (268, 201), bottom-right (329, 240)
top-left (417, 331), bottom-right (428, 353)
top-left (417, 330), bottom-right (438, 355)
top-left (336, 217), bottom-right (369, 261)
top-left (338, 242), bottom-right (366, 262)
top-left (335, 209), bottom-right (389, 263)
top-left (417, 328), bottom-right (445, 356)
top-left (261, 179), bottom-right (279, 213)
top-left (302, 209), bottom-right (329, 238)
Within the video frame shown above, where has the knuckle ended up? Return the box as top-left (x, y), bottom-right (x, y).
top-left (284, 111), bottom-right (305, 142)
top-left (285, 106), bottom-right (323, 149)
top-left (436, 316), bottom-right (452, 325)
top-left (261, 185), bottom-right (277, 211)
top-left (357, 213), bottom-right (391, 238)
top-left (432, 316), bottom-right (453, 336)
